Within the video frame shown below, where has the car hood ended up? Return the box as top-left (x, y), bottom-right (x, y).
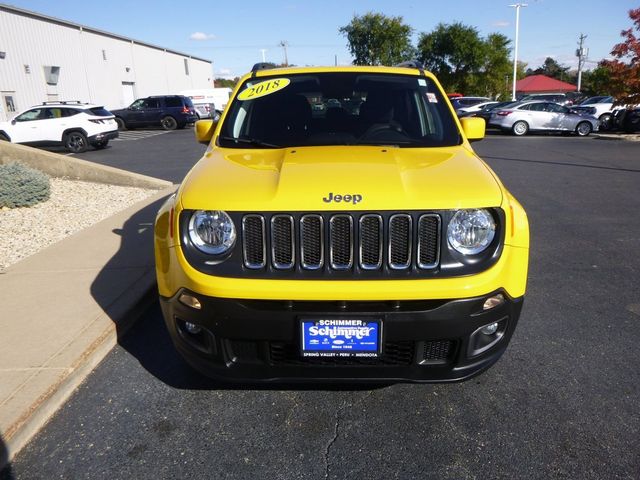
top-left (178, 145), bottom-right (504, 212)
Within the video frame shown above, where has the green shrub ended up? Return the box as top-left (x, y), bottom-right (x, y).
top-left (0, 162), bottom-right (50, 208)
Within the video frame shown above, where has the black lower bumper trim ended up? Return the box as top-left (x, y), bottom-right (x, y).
top-left (160, 290), bottom-right (524, 383)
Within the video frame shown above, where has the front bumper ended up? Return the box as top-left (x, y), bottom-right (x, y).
top-left (160, 289), bottom-right (523, 383)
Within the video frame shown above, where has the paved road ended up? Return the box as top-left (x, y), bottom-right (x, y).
top-left (3, 135), bottom-right (640, 479)
top-left (73, 127), bottom-right (207, 184)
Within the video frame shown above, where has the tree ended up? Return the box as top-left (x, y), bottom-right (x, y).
top-left (416, 23), bottom-right (512, 97)
top-left (526, 57), bottom-right (570, 81)
top-left (475, 33), bottom-right (513, 99)
top-left (215, 77), bottom-right (240, 89)
top-left (417, 23), bottom-right (486, 93)
top-left (600, 8), bottom-right (640, 105)
top-left (339, 12), bottom-right (414, 66)
top-left (580, 66), bottom-right (612, 96)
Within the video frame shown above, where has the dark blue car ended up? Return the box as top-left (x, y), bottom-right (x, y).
top-left (112, 95), bottom-right (198, 130)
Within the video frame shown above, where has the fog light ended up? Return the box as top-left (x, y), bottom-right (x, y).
top-left (184, 322), bottom-right (202, 334)
top-left (179, 293), bottom-right (202, 310)
top-left (480, 322), bottom-right (499, 335)
top-left (483, 293), bottom-right (504, 310)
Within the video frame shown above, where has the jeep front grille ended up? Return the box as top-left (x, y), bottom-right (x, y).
top-left (242, 212), bottom-right (440, 273)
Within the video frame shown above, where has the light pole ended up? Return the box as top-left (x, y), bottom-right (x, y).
top-left (509, 3), bottom-right (527, 101)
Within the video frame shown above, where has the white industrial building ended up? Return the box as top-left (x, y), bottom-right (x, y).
top-left (0, 4), bottom-right (213, 121)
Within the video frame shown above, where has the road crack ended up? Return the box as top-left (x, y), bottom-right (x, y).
top-left (323, 391), bottom-right (375, 479)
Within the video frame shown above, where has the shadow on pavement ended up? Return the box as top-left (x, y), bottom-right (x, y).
top-left (90, 193), bottom-right (377, 392)
top-left (0, 435), bottom-right (15, 480)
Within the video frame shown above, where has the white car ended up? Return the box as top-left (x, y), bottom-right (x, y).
top-left (576, 96), bottom-right (614, 130)
top-left (457, 101), bottom-right (499, 116)
top-left (0, 102), bottom-right (118, 153)
top-left (489, 100), bottom-right (599, 136)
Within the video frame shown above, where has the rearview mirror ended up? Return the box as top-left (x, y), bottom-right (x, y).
top-left (194, 119), bottom-right (217, 145)
top-left (460, 117), bottom-right (485, 142)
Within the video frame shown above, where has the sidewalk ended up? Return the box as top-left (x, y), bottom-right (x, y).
top-left (593, 132), bottom-right (640, 141)
top-left (0, 185), bottom-right (175, 469)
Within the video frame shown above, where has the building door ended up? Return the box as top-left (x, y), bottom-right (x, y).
top-left (1, 92), bottom-right (17, 122)
top-left (121, 82), bottom-right (136, 108)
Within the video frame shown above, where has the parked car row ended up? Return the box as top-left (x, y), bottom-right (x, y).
top-left (0, 95), bottom-right (200, 153)
top-left (487, 100), bottom-right (599, 136)
top-left (450, 90), bottom-right (640, 136)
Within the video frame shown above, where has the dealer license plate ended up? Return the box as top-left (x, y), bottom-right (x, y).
top-left (300, 318), bottom-right (381, 358)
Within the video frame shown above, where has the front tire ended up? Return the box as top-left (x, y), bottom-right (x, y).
top-left (511, 121), bottom-right (529, 136)
top-left (64, 131), bottom-right (88, 153)
top-left (599, 113), bottom-right (612, 131)
top-left (0, 133), bottom-right (9, 142)
top-left (575, 121), bottom-right (592, 137)
top-left (161, 116), bottom-right (178, 130)
top-left (115, 118), bottom-right (127, 130)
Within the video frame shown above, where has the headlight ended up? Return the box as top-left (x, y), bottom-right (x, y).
top-left (188, 210), bottom-right (236, 255)
top-left (447, 209), bottom-right (496, 255)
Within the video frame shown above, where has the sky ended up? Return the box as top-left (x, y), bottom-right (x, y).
top-left (4, 0), bottom-right (638, 80)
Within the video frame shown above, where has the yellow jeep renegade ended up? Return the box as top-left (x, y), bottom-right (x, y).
top-left (154, 63), bottom-right (529, 383)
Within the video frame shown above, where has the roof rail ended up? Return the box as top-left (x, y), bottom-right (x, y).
top-left (251, 62), bottom-right (275, 73)
top-left (394, 61), bottom-right (424, 69)
top-left (41, 100), bottom-right (84, 105)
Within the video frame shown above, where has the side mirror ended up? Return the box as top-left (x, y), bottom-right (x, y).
top-left (11, 119), bottom-right (16, 125)
top-left (194, 119), bottom-right (217, 145)
top-left (460, 117), bottom-right (485, 142)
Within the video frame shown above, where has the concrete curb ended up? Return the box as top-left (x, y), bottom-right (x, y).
top-left (2, 280), bottom-right (157, 470)
top-left (592, 133), bottom-right (640, 142)
top-left (0, 141), bottom-right (172, 189)
top-left (0, 186), bottom-right (176, 470)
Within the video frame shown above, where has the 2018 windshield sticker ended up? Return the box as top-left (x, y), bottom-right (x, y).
top-left (237, 78), bottom-right (291, 101)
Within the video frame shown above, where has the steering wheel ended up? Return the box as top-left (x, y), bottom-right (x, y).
top-left (358, 122), bottom-right (408, 142)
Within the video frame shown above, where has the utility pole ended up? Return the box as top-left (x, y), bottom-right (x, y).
top-left (260, 49), bottom-right (267, 62)
top-left (576, 34), bottom-right (588, 92)
top-left (279, 41), bottom-right (289, 67)
top-left (509, 3), bottom-right (528, 101)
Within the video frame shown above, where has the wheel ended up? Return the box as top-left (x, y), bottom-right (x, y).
top-left (0, 133), bottom-right (9, 142)
top-left (598, 113), bottom-right (612, 131)
top-left (92, 140), bottom-right (109, 150)
top-left (575, 121), bottom-right (592, 137)
top-left (115, 117), bottom-right (127, 130)
top-left (511, 121), bottom-right (529, 136)
top-left (64, 131), bottom-right (88, 153)
top-left (161, 116), bottom-right (178, 130)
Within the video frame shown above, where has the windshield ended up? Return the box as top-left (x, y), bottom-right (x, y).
top-left (218, 72), bottom-right (461, 148)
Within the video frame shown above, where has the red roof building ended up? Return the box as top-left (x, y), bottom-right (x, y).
top-left (515, 74), bottom-right (576, 94)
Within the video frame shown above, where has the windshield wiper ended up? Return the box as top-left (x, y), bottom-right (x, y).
top-left (218, 135), bottom-right (282, 148)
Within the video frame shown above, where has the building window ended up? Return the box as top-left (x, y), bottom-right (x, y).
top-left (184, 58), bottom-right (189, 76)
top-left (43, 66), bottom-right (61, 85)
top-left (24, 65), bottom-right (30, 74)
top-left (102, 49), bottom-right (107, 61)
top-left (3, 95), bottom-right (16, 113)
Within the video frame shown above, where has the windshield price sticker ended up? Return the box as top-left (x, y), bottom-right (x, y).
top-left (237, 78), bottom-right (291, 101)
top-left (301, 319), bottom-right (381, 358)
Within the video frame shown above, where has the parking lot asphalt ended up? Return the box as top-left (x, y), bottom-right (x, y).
top-left (71, 127), bottom-right (207, 184)
top-left (3, 134), bottom-right (640, 479)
